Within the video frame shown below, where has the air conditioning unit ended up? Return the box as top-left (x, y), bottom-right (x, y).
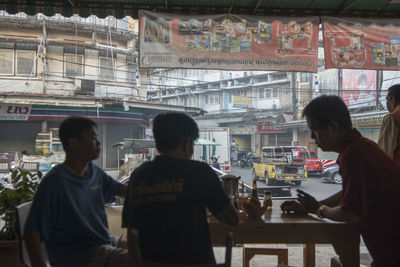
top-left (75, 78), bottom-right (95, 95)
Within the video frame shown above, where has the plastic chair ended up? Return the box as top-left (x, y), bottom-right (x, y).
top-left (16, 201), bottom-right (49, 267)
top-left (128, 229), bottom-right (233, 267)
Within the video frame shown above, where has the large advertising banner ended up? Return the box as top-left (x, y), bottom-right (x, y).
top-left (342, 69), bottom-right (377, 109)
top-left (139, 10), bottom-right (319, 72)
top-left (323, 17), bottom-right (400, 70)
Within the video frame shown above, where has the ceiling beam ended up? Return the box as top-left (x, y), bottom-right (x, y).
top-left (337, 0), bottom-right (358, 16)
top-left (67, 0), bottom-right (76, 8)
top-left (253, 0), bottom-right (263, 14)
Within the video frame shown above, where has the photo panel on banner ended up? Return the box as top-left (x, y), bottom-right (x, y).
top-left (323, 16), bottom-right (400, 70)
top-left (139, 10), bottom-right (319, 72)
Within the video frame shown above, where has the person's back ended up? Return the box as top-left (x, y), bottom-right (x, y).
top-left (339, 130), bottom-right (400, 266)
top-left (122, 112), bottom-right (238, 265)
top-left (124, 156), bottom-right (228, 264)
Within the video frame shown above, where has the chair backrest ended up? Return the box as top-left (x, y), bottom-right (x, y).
top-left (16, 201), bottom-right (49, 267)
top-left (128, 229), bottom-right (233, 267)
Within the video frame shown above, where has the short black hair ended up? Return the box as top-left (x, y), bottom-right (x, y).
top-left (59, 116), bottom-right (97, 152)
top-left (152, 112), bottom-right (199, 153)
top-left (388, 84), bottom-right (400, 103)
top-left (302, 95), bottom-right (352, 130)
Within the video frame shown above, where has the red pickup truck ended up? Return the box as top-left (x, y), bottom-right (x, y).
top-left (292, 150), bottom-right (322, 176)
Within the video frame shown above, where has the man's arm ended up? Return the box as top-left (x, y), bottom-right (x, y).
top-left (213, 203), bottom-right (239, 226)
top-left (319, 205), bottom-right (360, 223)
top-left (116, 183), bottom-right (128, 198)
top-left (319, 190), bottom-right (342, 207)
top-left (24, 232), bottom-right (47, 267)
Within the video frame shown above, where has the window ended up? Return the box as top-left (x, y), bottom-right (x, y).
top-left (127, 63), bottom-right (136, 84)
top-left (205, 95), bottom-right (209, 104)
top-left (229, 92), bottom-right (232, 103)
top-left (256, 76), bottom-right (268, 84)
top-left (99, 57), bottom-right (114, 80)
top-left (266, 88), bottom-right (271, 98)
top-left (214, 95), bottom-right (219, 103)
top-left (65, 54), bottom-right (83, 77)
top-left (16, 51), bottom-right (35, 75)
top-left (0, 50), bottom-right (13, 74)
top-left (272, 73), bottom-right (287, 81)
top-left (273, 87), bottom-right (278, 98)
top-left (300, 73), bottom-right (312, 83)
top-left (259, 88), bottom-right (264, 99)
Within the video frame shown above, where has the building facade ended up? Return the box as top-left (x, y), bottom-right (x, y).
top-left (0, 12), bottom-right (201, 169)
top-left (147, 69), bottom-right (314, 155)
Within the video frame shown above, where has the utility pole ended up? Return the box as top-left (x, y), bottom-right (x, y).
top-left (42, 19), bottom-right (47, 94)
top-left (338, 69), bottom-right (342, 97)
top-left (376, 70), bottom-right (383, 109)
top-left (291, 72), bottom-right (297, 120)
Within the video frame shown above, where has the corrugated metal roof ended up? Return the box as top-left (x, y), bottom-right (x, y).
top-left (0, 0), bottom-right (399, 18)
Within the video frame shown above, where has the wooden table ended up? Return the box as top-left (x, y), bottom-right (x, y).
top-left (208, 201), bottom-right (360, 267)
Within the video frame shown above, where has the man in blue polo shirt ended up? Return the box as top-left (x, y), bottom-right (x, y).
top-left (24, 116), bottom-right (127, 267)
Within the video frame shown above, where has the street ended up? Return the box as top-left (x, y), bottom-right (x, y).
top-left (230, 165), bottom-right (342, 201)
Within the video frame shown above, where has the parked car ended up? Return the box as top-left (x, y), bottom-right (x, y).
top-left (292, 149), bottom-right (322, 176)
top-left (321, 165), bottom-right (342, 184)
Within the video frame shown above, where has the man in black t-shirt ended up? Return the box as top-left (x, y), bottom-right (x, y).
top-left (122, 112), bottom-right (239, 265)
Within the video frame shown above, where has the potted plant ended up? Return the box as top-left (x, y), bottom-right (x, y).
top-left (0, 168), bottom-right (41, 265)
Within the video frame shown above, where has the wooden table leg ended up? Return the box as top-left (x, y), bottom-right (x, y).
top-left (303, 243), bottom-right (316, 267)
top-left (337, 241), bottom-right (360, 267)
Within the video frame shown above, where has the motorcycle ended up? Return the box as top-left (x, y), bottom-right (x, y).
top-left (239, 155), bottom-right (253, 168)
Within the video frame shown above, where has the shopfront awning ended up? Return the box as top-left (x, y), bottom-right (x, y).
top-left (0, 0), bottom-right (399, 19)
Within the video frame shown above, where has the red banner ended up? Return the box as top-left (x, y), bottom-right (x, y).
top-left (323, 17), bottom-right (400, 70)
top-left (139, 11), bottom-right (319, 72)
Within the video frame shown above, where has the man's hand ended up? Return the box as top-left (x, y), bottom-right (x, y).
top-left (280, 200), bottom-right (308, 215)
top-left (297, 189), bottom-right (320, 214)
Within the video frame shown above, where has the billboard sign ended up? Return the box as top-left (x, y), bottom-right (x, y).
top-left (342, 69), bottom-right (377, 109)
top-left (139, 10), bottom-right (319, 72)
top-left (323, 17), bottom-right (400, 70)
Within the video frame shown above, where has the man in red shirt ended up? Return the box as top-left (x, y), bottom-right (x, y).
top-left (281, 95), bottom-right (400, 267)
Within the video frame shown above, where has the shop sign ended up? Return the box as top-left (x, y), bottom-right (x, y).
top-left (233, 96), bottom-right (248, 108)
top-left (0, 104), bottom-right (31, 120)
top-left (257, 122), bottom-right (286, 133)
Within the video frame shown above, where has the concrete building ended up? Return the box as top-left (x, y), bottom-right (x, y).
top-left (0, 12), bottom-right (201, 169)
top-left (147, 69), bottom-right (314, 155)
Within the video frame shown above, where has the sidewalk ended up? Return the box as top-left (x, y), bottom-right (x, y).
top-left (213, 244), bottom-right (369, 267)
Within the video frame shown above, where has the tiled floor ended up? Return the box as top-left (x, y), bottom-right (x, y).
top-left (213, 244), bottom-right (370, 267)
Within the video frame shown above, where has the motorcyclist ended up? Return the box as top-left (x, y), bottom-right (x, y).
top-left (211, 155), bottom-right (220, 170)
